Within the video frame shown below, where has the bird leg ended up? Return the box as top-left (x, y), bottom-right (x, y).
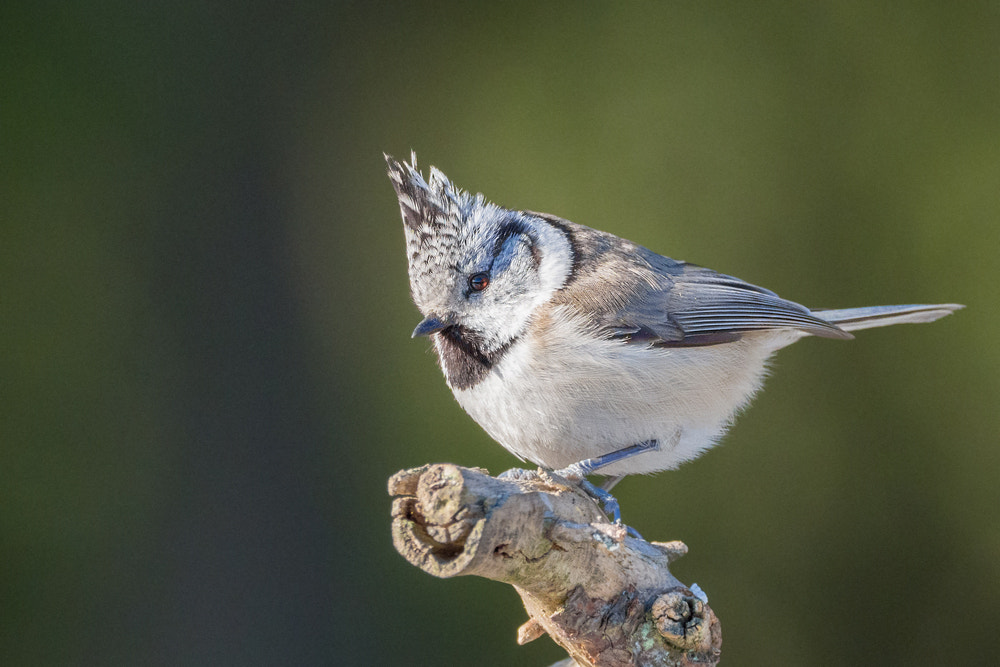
top-left (554, 440), bottom-right (659, 535)
top-left (555, 439), bottom-right (660, 480)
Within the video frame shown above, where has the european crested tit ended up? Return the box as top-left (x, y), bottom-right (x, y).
top-left (386, 152), bottom-right (961, 486)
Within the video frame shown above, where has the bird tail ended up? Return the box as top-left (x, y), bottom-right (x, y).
top-left (813, 303), bottom-right (963, 333)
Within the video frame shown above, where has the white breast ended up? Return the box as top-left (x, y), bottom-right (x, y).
top-left (452, 307), bottom-right (800, 476)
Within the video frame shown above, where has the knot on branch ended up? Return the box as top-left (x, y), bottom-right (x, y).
top-left (652, 588), bottom-right (719, 654)
top-left (390, 464), bottom-right (486, 567)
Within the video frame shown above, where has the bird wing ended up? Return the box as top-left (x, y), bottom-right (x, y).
top-left (599, 261), bottom-right (852, 346)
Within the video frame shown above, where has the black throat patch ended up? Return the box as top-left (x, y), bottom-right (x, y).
top-left (434, 325), bottom-right (514, 390)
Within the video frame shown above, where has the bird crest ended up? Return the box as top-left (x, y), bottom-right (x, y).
top-left (385, 152), bottom-right (494, 312)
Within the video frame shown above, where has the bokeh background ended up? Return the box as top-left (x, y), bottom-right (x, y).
top-left (3, 2), bottom-right (998, 665)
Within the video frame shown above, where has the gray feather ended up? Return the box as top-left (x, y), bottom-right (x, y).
top-left (814, 304), bottom-right (964, 331)
top-left (541, 215), bottom-right (851, 345)
top-left (664, 277), bottom-right (852, 341)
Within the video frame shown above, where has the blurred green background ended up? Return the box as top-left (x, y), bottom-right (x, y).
top-left (3, 2), bottom-right (998, 665)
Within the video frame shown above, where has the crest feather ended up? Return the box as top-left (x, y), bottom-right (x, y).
top-left (385, 152), bottom-right (489, 310)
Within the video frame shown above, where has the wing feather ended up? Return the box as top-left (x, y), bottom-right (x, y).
top-left (536, 215), bottom-right (850, 347)
top-left (603, 262), bottom-right (851, 346)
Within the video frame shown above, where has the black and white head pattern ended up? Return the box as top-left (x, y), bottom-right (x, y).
top-left (386, 153), bottom-right (574, 387)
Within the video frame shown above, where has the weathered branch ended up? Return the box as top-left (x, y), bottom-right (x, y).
top-left (388, 464), bottom-right (722, 666)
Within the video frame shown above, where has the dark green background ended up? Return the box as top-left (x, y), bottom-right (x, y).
top-left (3, 2), bottom-right (998, 665)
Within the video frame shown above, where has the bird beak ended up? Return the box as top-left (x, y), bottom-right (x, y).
top-left (411, 315), bottom-right (450, 338)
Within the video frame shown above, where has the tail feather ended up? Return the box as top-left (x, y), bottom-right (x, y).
top-left (813, 304), bottom-right (964, 333)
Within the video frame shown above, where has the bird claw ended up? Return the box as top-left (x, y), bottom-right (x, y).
top-left (577, 479), bottom-right (643, 540)
top-left (504, 462), bottom-right (646, 539)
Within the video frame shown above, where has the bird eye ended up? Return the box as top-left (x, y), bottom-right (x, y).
top-left (468, 272), bottom-right (490, 292)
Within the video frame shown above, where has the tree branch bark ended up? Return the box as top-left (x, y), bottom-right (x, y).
top-left (389, 464), bottom-right (722, 666)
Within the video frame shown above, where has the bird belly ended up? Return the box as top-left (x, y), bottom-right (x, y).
top-left (452, 318), bottom-right (787, 476)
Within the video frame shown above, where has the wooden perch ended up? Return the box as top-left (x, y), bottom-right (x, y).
top-left (388, 464), bottom-right (722, 666)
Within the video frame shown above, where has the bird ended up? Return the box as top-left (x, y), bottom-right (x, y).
top-left (386, 151), bottom-right (962, 497)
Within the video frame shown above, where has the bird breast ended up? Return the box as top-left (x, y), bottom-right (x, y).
top-left (446, 306), bottom-right (788, 475)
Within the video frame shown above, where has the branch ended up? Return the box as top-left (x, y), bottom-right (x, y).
top-left (388, 464), bottom-right (722, 666)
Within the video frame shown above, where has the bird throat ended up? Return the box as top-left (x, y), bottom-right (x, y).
top-left (434, 325), bottom-right (513, 390)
